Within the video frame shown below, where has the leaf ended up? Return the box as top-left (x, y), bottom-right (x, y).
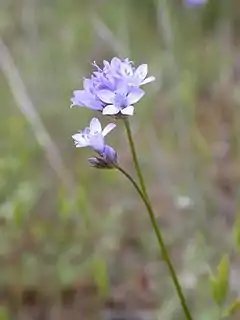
top-left (209, 254), bottom-right (230, 306)
top-left (233, 213), bottom-right (240, 252)
top-left (91, 256), bottom-right (109, 298)
top-left (222, 300), bottom-right (240, 317)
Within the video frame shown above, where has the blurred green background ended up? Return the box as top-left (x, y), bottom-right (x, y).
top-left (1, 0), bottom-right (240, 319)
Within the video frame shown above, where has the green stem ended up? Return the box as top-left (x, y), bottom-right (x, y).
top-left (115, 165), bottom-right (148, 208)
top-left (122, 118), bottom-right (193, 320)
top-left (123, 118), bottom-right (149, 200)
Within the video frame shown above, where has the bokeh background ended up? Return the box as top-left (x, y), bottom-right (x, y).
top-left (1, 0), bottom-right (240, 319)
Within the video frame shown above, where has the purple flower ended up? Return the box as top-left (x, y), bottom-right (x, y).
top-left (97, 84), bottom-right (144, 116)
top-left (184, 0), bottom-right (207, 6)
top-left (72, 117), bottom-right (117, 168)
top-left (70, 57), bottom-right (155, 116)
top-left (107, 57), bottom-right (155, 86)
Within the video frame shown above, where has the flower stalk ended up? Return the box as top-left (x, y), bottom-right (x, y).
top-left (70, 57), bottom-right (192, 319)
top-left (123, 118), bottom-right (193, 320)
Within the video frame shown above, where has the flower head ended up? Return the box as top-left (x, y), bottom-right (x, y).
top-left (72, 117), bottom-right (117, 168)
top-left (97, 84), bottom-right (144, 116)
top-left (184, 0), bottom-right (207, 6)
top-left (70, 57), bottom-right (155, 116)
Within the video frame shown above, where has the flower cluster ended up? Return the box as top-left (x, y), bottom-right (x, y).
top-left (70, 57), bottom-right (155, 168)
top-left (71, 57), bottom-right (155, 116)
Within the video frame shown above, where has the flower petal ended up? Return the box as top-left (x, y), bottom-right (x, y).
top-left (115, 83), bottom-right (128, 96)
top-left (120, 62), bottom-right (134, 77)
top-left (83, 78), bottom-right (92, 91)
top-left (83, 127), bottom-right (91, 135)
top-left (102, 123), bottom-right (116, 137)
top-left (103, 145), bottom-right (117, 164)
top-left (97, 90), bottom-right (115, 103)
top-left (71, 90), bottom-right (103, 110)
top-left (89, 133), bottom-right (105, 153)
top-left (111, 57), bottom-right (121, 70)
top-left (121, 105), bottom-right (134, 116)
top-left (127, 88), bottom-right (145, 104)
top-left (70, 90), bottom-right (85, 107)
top-left (102, 105), bottom-right (120, 115)
top-left (72, 132), bottom-right (90, 147)
top-left (134, 64), bottom-right (148, 82)
top-left (141, 76), bottom-right (155, 85)
top-left (90, 118), bottom-right (102, 134)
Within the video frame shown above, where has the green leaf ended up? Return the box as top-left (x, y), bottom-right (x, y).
top-left (210, 254), bottom-right (230, 306)
top-left (222, 300), bottom-right (240, 317)
top-left (91, 256), bottom-right (109, 298)
top-left (233, 213), bottom-right (240, 252)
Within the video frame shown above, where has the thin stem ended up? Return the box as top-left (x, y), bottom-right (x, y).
top-left (123, 118), bottom-right (148, 200)
top-left (115, 165), bottom-right (148, 208)
top-left (122, 118), bottom-right (193, 320)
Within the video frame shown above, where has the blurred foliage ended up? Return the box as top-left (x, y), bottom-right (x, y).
top-left (210, 254), bottom-right (230, 307)
top-left (1, 0), bottom-right (240, 319)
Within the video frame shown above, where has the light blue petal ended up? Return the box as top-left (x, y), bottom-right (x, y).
top-left (89, 118), bottom-right (102, 134)
top-left (134, 64), bottom-right (148, 82)
top-left (121, 105), bottom-right (134, 116)
top-left (102, 105), bottom-right (119, 115)
top-left (127, 88), bottom-right (145, 104)
top-left (97, 90), bottom-right (115, 103)
top-left (89, 133), bottom-right (105, 153)
top-left (102, 123), bottom-right (116, 137)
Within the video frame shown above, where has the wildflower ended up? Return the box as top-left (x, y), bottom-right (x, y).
top-left (184, 0), bottom-right (207, 7)
top-left (70, 57), bottom-right (155, 116)
top-left (72, 117), bottom-right (117, 168)
top-left (107, 57), bottom-right (155, 86)
top-left (97, 84), bottom-right (144, 116)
